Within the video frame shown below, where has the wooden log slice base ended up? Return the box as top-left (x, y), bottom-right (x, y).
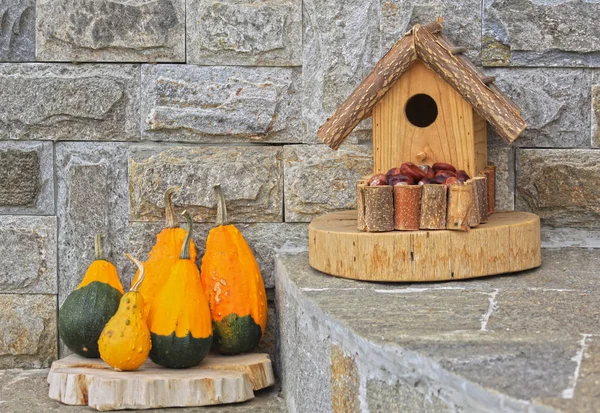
top-left (309, 210), bottom-right (541, 282)
top-left (47, 353), bottom-right (274, 411)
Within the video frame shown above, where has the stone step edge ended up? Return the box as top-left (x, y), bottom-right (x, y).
top-left (274, 254), bottom-right (557, 413)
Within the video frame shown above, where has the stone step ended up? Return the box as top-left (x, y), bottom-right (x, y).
top-left (0, 368), bottom-right (285, 412)
top-left (275, 248), bottom-right (600, 413)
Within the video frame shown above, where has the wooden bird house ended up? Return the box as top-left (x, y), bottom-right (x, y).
top-left (317, 21), bottom-right (526, 177)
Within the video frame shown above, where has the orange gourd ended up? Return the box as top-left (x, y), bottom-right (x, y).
top-left (131, 188), bottom-right (197, 320)
top-left (200, 184), bottom-right (267, 354)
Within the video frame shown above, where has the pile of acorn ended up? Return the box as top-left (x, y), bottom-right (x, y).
top-left (368, 162), bottom-right (470, 187)
top-left (357, 161), bottom-right (496, 233)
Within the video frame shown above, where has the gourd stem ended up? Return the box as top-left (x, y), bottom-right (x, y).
top-left (180, 211), bottom-right (193, 260)
top-left (164, 187), bottom-right (178, 229)
top-left (126, 254), bottom-right (145, 292)
top-left (95, 234), bottom-right (105, 260)
top-left (214, 184), bottom-right (228, 226)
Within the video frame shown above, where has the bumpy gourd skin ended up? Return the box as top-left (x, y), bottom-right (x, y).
top-left (147, 212), bottom-right (213, 369)
top-left (201, 185), bottom-right (267, 355)
top-left (98, 291), bottom-right (151, 371)
top-left (131, 189), bottom-right (197, 321)
top-left (58, 236), bottom-right (124, 358)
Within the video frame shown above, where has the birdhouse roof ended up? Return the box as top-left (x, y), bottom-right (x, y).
top-left (317, 21), bottom-right (526, 150)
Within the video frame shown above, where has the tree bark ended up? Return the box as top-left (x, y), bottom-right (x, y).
top-left (393, 185), bottom-right (422, 230)
top-left (447, 183), bottom-right (473, 231)
top-left (419, 184), bottom-right (447, 230)
top-left (364, 186), bottom-right (394, 232)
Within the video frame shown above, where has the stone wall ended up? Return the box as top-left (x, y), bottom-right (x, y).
top-left (1, 0), bottom-right (599, 368)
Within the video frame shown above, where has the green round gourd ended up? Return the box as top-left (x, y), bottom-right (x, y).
top-left (59, 282), bottom-right (122, 358)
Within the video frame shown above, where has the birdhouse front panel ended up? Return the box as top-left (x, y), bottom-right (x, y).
top-left (372, 61), bottom-right (487, 177)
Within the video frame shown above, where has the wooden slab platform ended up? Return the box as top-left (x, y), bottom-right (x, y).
top-left (48, 353), bottom-right (274, 411)
top-left (309, 210), bottom-right (541, 282)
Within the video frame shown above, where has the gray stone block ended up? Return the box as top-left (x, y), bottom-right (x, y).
top-left (0, 0), bottom-right (35, 61)
top-left (488, 68), bottom-right (591, 147)
top-left (141, 65), bottom-right (302, 143)
top-left (129, 145), bottom-right (284, 223)
top-left (0, 216), bottom-right (57, 294)
top-left (488, 146), bottom-right (514, 211)
top-left (592, 72), bottom-right (600, 147)
top-left (0, 294), bottom-right (57, 368)
top-left (484, 0), bottom-right (600, 67)
top-left (36, 0), bottom-right (185, 62)
top-left (283, 144), bottom-right (373, 222)
top-left (367, 378), bottom-right (452, 413)
top-left (382, 0), bottom-right (482, 64)
top-left (0, 141), bottom-right (54, 215)
top-left (187, 0), bottom-right (302, 66)
top-left (302, 0), bottom-right (381, 140)
top-left (0, 64), bottom-right (140, 141)
top-left (56, 142), bottom-right (130, 307)
top-left (127, 221), bottom-right (307, 289)
top-left (517, 149), bottom-right (600, 228)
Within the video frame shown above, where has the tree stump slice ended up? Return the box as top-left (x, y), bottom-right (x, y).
top-left (309, 210), bottom-right (541, 282)
top-left (47, 353), bottom-right (274, 411)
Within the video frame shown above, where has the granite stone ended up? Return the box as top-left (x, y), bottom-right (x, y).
top-left (0, 64), bottom-right (140, 141)
top-left (484, 0), bottom-right (600, 67)
top-left (0, 294), bottom-right (57, 368)
top-left (283, 144), bottom-right (373, 222)
top-left (129, 145), bottom-right (284, 223)
top-left (592, 72), bottom-right (600, 147)
top-left (330, 344), bottom-right (360, 413)
top-left (0, 142), bottom-right (54, 215)
top-left (0, 216), bottom-right (56, 294)
top-left (0, 0), bottom-right (35, 61)
top-left (0, 368), bottom-right (286, 412)
top-left (187, 0), bottom-right (302, 66)
top-left (517, 149), bottom-right (600, 229)
top-left (141, 65), bottom-right (302, 143)
top-left (55, 142), bottom-right (130, 308)
top-left (381, 0), bottom-right (481, 64)
top-left (302, 0), bottom-right (381, 140)
top-left (487, 68), bottom-right (591, 148)
top-left (367, 378), bottom-right (452, 413)
top-left (36, 0), bottom-right (185, 62)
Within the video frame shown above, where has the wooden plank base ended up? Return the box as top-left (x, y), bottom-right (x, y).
top-left (309, 210), bottom-right (541, 282)
top-left (47, 353), bottom-right (274, 411)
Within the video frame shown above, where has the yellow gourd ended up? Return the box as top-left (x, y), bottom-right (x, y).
top-left (131, 188), bottom-right (197, 320)
top-left (98, 254), bottom-right (152, 371)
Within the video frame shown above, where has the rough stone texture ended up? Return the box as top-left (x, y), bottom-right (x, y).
top-left (367, 379), bottom-right (452, 413)
top-left (283, 144), bottom-right (373, 222)
top-left (276, 249), bottom-right (600, 412)
top-left (488, 146), bottom-right (514, 211)
top-left (487, 68), bottom-right (591, 148)
top-left (592, 72), bottom-right (600, 147)
top-left (483, 0), bottom-right (600, 67)
top-left (330, 344), bottom-right (360, 413)
top-left (0, 64), bottom-right (140, 141)
top-left (141, 65), bottom-right (302, 143)
top-left (0, 142), bottom-right (54, 215)
top-left (129, 145), bottom-right (284, 223)
top-left (0, 216), bottom-right (57, 294)
top-left (302, 0), bottom-right (380, 140)
top-left (127, 221), bottom-right (308, 289)
top-left (0, 369), bottom-right (286, 413)
top-left (517, 149), bottom-right (600, 229)
top-left (541, 227), bottom-right (600, 249)
top-left (0, 294), bottom-right (57, 369)
top-left (55, 142), bottom-right (129, 308)
top-left (36, 0), bottom-right (185, 62)
top-left (381, 0), bottom-right (482, 64)
top-left (0, 0), bottom-right (35, 61)
top-left (187, 0), bottom-right (302, 66)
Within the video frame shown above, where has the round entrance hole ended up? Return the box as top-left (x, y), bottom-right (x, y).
top-left (405, 94), bottom-right (438, 128)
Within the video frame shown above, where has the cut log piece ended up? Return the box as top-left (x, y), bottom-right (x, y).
top-left (356, 180), bottom-right (367, 231)
top-left (470, 176), bottom-right (488, 223)
top-left (466, 178), bottom-right (481, 227)
top-left (393, 185), bottom-right (422, 230)
top-left (482, 166), bottom-right (496, 215)
top-left (364, 186), bottom-right (394, 232)
top-left (419, 184), bottom-right (447, 230)
top-left (447, 183), bottom-right (473, 231)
